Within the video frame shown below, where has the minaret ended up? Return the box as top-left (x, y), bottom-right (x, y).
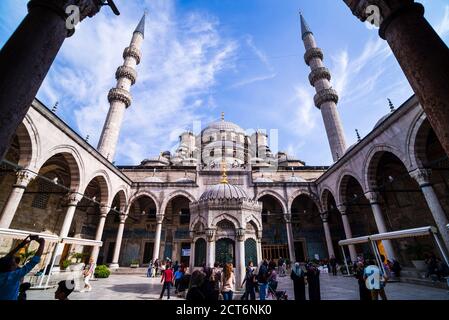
top-left (300, 13), bottom-right (347, 162)
top-left (97, 13), bottom-right (146, 161)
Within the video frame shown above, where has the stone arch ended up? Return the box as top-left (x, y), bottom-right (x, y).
top-left (35, 147), bottom-right (83, 191)
top-left (363, 144), bottom-right (409, 191)
top-left (160, 190), bottom-right (196, 216)
top-left (245, 215), bottom-right (262, 232)
top-left (83, 173), bottom-right (110, 206)
top-left (255, 190), bottom-right (287, 214)
top-left (288, 189), bottom-right (321, 213)
top-left (128, 191), bottom-right (160, 213)
top-left (111, 189), bottom-right (127, 213)
top-left (15, 121), bottom-right (34, 169)
top-left (190, 216), bottom-right (207, 232)
top-left (407, 112), bottom-right (431, 169)
top-left (212, 214), bottom-right (241, 229)
top-left (320, 188), bottom-right (336, 212)
top-left (337, 172), bottom-right (365, 206)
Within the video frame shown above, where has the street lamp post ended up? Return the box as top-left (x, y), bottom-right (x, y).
top-left (0, 0), bottom-right (119, 160)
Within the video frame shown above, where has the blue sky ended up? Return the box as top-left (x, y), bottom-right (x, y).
top-left (1, 0), bottom-right (449, 166)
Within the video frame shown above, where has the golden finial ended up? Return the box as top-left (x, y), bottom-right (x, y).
top-left (220, 160), bottom-right (228, 184)
top-left (221, 112), bottom-right (225, 121)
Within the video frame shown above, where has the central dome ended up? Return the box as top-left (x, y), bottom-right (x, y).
top-left (203, 120), bottom-right (245, 134)
top-left (200, 183), bottom-right (248, 201)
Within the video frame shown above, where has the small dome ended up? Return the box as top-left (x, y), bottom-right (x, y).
top-left (254, 177), bottom-right (273, 183)
top-left (286, 176), bottom-right (306, 183)
top-left (373, 113), bottom-right (392, 130)
top-left (200, 183), bottom-right (248, 201)
top-left (143, 176), bottom-right (163, 183)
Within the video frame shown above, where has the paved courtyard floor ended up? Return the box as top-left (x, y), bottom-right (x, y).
top-left (27, 273), bottom-right (449, 301)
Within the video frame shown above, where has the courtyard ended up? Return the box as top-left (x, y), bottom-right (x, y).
top-left (26, 272), bottom-right (449, 301)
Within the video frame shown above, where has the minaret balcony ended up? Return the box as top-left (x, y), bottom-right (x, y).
top-left (108, 88), bottom-right (133, 108)
top-left (123, 45), bottom-right (142, 65)
top-left (314, 88), bottom-right (339, 108)
top-left (115, 66), bottom-right (137, 85)
top-left (304, 47), bottom-right (324, 66)
top-left (309, 67), bottom-right (331, 86)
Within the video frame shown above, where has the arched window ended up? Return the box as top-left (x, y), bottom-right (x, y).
top-left (194, 238), bottom-right (206, 267)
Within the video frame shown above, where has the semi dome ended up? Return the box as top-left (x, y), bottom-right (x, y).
top-left (200, 183), bottom-right (248, 201)
top-left (176, 177), bottom-right (195, 183)
top-left (254, 177), bottom-right (273, 183)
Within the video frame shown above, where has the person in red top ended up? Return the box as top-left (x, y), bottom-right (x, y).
top-left (159, 261), bottom-right (174, 299)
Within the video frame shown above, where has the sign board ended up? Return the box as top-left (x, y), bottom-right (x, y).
top-left (182, 249), bottom-right (191, 256)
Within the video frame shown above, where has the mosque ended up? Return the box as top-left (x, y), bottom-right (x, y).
top-left (0, 12), bottom-right (448, 285)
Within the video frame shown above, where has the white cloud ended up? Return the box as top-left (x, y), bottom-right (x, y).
top-left (37, 0), bottom-right (237, 164)
top-left (229, 73), bottom-right (276, 89)
top-left (288, 86), bottom-right (317, 136)
top-left (436, 5), bottom-right (449, 37)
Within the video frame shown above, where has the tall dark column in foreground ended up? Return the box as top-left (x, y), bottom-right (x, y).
top-left (343, 0), bottom-right (449, 156)
top-left (0, 0), bottom-right (109, 161)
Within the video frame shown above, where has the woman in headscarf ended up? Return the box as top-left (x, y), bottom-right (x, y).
top-left (305, 263), bottom-right (321, 301)
top-left (290, 262), bottom-right (306, 301)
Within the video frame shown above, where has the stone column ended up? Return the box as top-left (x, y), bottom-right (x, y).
top-left (0, 170), bottom-right (36, 228)
top-left (338, 205), bottom-right (357, 261)
top-left (189, 232), bottom-right (195, 272)
top-left (321, 213), bottom-right (336, 258)
top-left (284, 213), bottom-right (296, 263)
top-left (236, 229), bottom-right (246, 287)
top-left (365, 191), bottom-right (396, 260)
top-left (53, 192), bottom-right (83, 266)
top-left (110, 213), bottom-right (127, 269)
top-left (410, 169), bottom-right (449, 253)
top-left (257, 231), bottom-right (263, 264)
top-left (0, 0), bottom-right (104, 159)
top-left (343, 0), bottom-right (449, 156)
top-left (90, 205), bottom-right (109, 263)
top-left (152, 213), bottom-right (164, 261)
top-left (205, 228), bottom-right (216, 268)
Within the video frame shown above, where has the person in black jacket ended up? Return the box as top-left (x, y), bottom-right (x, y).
top-left (290, 263), bottom-right (306, 301)
top-left (186, 270), bottom-right (206, 301)
top-left (305, 262), bottom-right (321, 301)
top-left (257, 260), bottom-right (269, 300)
top-left (241, 262), bottom-right (256, 300)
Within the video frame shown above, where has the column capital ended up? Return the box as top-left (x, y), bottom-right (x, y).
top-left (409, 168), bottom-right (432, 186)
top-left (283, 213), bottom-right (292, 223)
top-left (28, 0), bottom-right (103, 21)
top-left (236, 228), bottom-right (246, 242)
top-left (99, 205), bottom-right (109, 217)
top-left (14, 170), bottom-right (37, 188)
top-left (320, 212), bottom-right (329, 223)
top-left (257, 230), bottom-right (263, 240)
top-left (365, 190), bottom-right (380, 204)
top-left (119, 213), bottom-right (128, 224)
top-left (205, 228), bottom-right (216, 242)
top-left (156, 213), bottom-right (164, 224)
top-left (337, 204), bottom-right (347, 215)
top-left (65, 192), bottom-right (83, 206)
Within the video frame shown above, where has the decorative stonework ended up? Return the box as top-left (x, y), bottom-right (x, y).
top-left (309, 67), bottom-right (331, 86)
top-left (284, 213), bottom-right (292, 224)
top-left (314, 88), bottom-right (339, 108)
top-left (108, 87), bottom-right (132, 108)
top-left (365, 191), bottom-right (380, 204)
top-left (156, 213), bottom-right (164, 224)
top-left (205, 228), bottom-right (216, 242)
top-left (409, 168), bottom-right (432, 186)
top-left (115, 66), bottom-right (137, 85)
top-left (337, 204), bottom-right (347, 215)
top-left (236, 228), bottom-right (245, 241)
top-left (119, 214), bottom-right (128, 224)
top-left (320, 212), bottom-right (329, 223)
top-left (123, 46), bottom-right (142, 65)
top-left (14, 170), bottom-right (36, 188)
top-left (100, 205), bottom-right (109, 217)
top-left (304, 47), bottom-right (324, 66)
top-left (65, 192), bottom-right (83, 206)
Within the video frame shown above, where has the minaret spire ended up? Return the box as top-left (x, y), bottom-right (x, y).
top-left (97, 13), bottom-right (146, 161)
top-left (300, 12), bottom-right (347, 162)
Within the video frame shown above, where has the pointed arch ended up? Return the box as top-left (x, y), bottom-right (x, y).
top-left (255, 190), bottom-right (287, 214)
top-left (160, 190), bottom-right (196, 216)
top-left (128, 190), bottom-right (160, 213)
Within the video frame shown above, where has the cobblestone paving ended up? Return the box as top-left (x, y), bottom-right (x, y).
top-left (27, 273), bottom-right (449, 300)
